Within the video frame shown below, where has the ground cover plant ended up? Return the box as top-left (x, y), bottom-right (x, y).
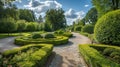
top-left (0, 44), bottom-right (53, 67)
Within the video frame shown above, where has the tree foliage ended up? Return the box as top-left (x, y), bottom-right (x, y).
top-left (0, 17), bottom-right (17, 33)
top-left (92, 0), bottom-right (120, 17)
top-left (19, 9), bottom-right (36, 22)
top-left (45, 9), bottom-right (66, 31)
top-left (17, 20), bottom-right (26, 32)
top-left (84, 7), bottom-right (98, 25)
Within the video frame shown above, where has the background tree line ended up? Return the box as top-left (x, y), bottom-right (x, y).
top-left (0, 0), bottom-right (67, 34)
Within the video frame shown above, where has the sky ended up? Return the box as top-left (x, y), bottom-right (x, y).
top-left (14, 0), bottom-right (93, 25)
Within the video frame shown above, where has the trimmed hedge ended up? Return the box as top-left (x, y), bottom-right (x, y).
top-left (54, 30), bottom-right (73, 38)
top-left (44, 33), bottom-right (55, 38)
top-left (79, 44), bottom-right (120, 67)
top-left (1, 44), bottom-right (53, 67)
top-left (74, 25), bottom-right (82, 31)
top-left (81, 24), bottom-right (94, 34)
top-left (15, 36), bottom-right (68, 46)
top-left (94, 10), bottom-right (120, 45)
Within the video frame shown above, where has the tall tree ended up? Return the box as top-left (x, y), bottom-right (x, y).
top-left (92, 0), bottom-right (120, 17)
top-left (37, 15), bottom-right (43, 23)
top-left (45, 9), bottom-right (66, 31)
top-left (84, 7), bottom-right (98, 25)
top-left (19, 9), bottom-right (36, 22)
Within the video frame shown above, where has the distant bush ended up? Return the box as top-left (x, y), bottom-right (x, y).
top-left (81, 24), bottom-right (94, 34)
top-left (74, 26), bottom-right (82, 31)
top-left (54, 30), bottom-right (73, 38)
top-left (94, 10), bottom-right (120, 45)
top-left (17, 20), bottom-right (26, 32)
top-left (32, 33), bottom-right (42, 39)
top-left (0, 17), bottom-right (17, 34)
top-left (26, 22), bottom-right (37, 32)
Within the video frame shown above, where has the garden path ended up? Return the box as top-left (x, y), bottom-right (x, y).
top-left (0, 37), bottom-right (18, 53)
top-left (49, 32), bottom-right (91, 67)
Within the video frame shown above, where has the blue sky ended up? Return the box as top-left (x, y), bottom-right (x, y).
top-left (14, 0), bottom-right (93, 25)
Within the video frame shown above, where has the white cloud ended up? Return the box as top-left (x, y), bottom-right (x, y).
top-left (65, 8), bottom-right (85, 25)
top-left (24, 0), bottom-right (62, 15)
top-left (84, 4), bottom-right (89, 7)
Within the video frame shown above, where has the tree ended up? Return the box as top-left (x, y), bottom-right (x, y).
top-left (19, 9), bottom-right (36, 22)
top-left (92, 0), bottom-right (120, 17)
top-left (84, 7), bottom-right (98, 25)
top-left (17, 20), bottom-right (26, 32)
top-left (37, 15), bottom-right (43, 23)
top-left (26, 22), bottom-right (37, 32)
top-left (45, 9), bottom-right (66, 31)
top-left (0, 17), bottom-right (17, 35)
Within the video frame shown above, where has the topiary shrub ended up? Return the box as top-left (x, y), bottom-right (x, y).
top-left (74, 26), bottom-right (82, 31)
top-left (44, 33), bottom-right (55, 38)
top-left (81, 24), bottom-right (94, 34)
top-left (32, 33), bottom-right (42, 39)
top-left (94, 10), bottom-right (120, 45)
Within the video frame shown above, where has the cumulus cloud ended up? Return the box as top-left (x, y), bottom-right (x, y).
top-left (84, 4), bottom-right (89, 7)
top-left (65, 8), bottom-right (85, 25)
top-left (24, 0), bottom-right (62, 14)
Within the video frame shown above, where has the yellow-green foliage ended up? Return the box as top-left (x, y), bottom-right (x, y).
top-left (94, 10), bottom-right (120, 45)
top-left (15, 36), bottom-right (68, 46)
top-left (79, 44), bottom-right (120, 67)
top-left (2, 44), bottom-right (53, 67)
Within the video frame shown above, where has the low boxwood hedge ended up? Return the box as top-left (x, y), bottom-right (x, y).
top-left (0, 44), bottom-right (53, 67)
top-left (79, 44), bottom-right (120, 67)
top-left (55, 32), bottom-right (73, 38)
top-left (15, 36), bottom-right (68, 46)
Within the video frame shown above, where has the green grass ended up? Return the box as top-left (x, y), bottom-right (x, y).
top-left (79, 44), bottom-right (120, 67)
top-left (0, 31), bottom-right (45, 39)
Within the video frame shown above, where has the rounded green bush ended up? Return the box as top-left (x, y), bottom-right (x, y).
top-left (32, 33), bottom-right (42, 39)
top-left (54, 30), bottom-right (64, 34)
top-left (94, 10), bottom-right (120, 45)
top-left (81, 24), bottom-right (94, 34)
top-left (110, 52), bottom-right (120, 58)
top-left (74, 26), bottom-right (82, 31)
top-left (44, 33), bottom-right (55, 38)
top-left (103, 48), bottom-right (115, 56)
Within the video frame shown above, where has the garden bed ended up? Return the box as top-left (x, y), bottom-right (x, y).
top-left (0, 44), bottom-right (53, 67)
top-left (79, 44), bottom-right (120, 67)
top-left (15, 36), bottom-right (68, 46)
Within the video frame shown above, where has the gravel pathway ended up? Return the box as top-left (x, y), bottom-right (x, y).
top-left (49, 32), bottom-right (91, 67)
top-left (0, 37), bottom-right (18, 53)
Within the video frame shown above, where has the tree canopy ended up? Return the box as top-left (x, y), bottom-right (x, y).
top-left (45, 9), bottom-right (66, 31)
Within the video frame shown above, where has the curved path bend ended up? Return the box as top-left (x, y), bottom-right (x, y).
top-left (0, 37), bottom-right (18, 53)
top-left (49, 32), bottom-right (91, 67)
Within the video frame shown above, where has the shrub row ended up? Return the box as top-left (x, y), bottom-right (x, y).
top-left (54, 30), bottom-right (73, 38)
top-left (15, 36), bottom-right (68, 46)
top-left (90, 45), bottom-right (120, 63)
top-left (79, 44), bottom-right (120, 67)
top-left (1, 44), bottom-right (53, 67)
